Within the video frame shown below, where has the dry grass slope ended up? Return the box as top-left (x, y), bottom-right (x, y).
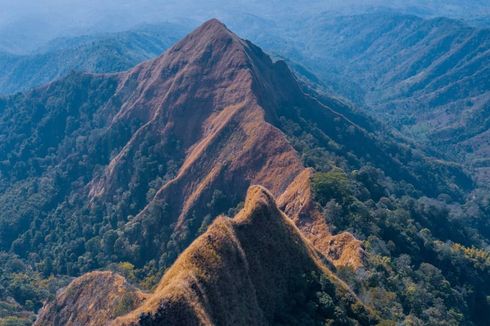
top-left (112, 185), bottom-right (376, 325)
top-left (36, 186), bottom-right (376, 325)
top-left (34, 271), bottom-right (146, 326)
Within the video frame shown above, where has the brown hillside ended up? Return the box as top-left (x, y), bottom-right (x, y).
top-left (117, 186), bottom-right (375, 325)
top-left (83, 19), bottom-right (364, 268)
top-left (34, 271), bottom-right (146, 326)
top-left (88, 19), bottom-right (305, 257)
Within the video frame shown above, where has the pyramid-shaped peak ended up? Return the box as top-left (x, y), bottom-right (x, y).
top-left (176, 18), bottom-right (243, 50)
top-left (148, 17), bottom-right (250, 69)
top-left (190, 18), bottom-right (242, 42)
top-left (199, 18), bottom-right (230, 32)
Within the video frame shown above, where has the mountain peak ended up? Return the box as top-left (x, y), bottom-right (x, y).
top-left (197, 18), bottom-right (230, 34)
top-left (165, 17), bottom-right (244, 58)
top-left (55, 185), bottom-right (374, 325)
top-left (238, 185), bottom-right (280, 221)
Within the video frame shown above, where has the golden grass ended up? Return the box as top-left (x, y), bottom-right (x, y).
top-left (113, 185), bottom-right (374, 325)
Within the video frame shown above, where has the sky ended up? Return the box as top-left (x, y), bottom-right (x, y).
top-left (0, 0), bottom-right (488, 53)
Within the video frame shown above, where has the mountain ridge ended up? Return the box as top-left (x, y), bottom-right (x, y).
top-left (0, 22), bottom-right (190, 95)
top-left (36, 185), bottom-right (376, 326)
top-left (0, 18), bottom-right (472, 271)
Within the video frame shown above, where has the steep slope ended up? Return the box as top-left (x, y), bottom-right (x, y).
top-left (278, 169), bottom-right (365, 269)
top-left (86, 18), bottom-right (308, 268)
top-left (0, 22), bottom-right (189, 95)
top-left (264, 13), bottom-right (490, 183)
top-left (86, 18), bottom-right (469, 270)
top-left (37, 186), bottom-right (377, 326)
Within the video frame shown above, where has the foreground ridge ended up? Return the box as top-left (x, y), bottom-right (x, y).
top-left (36, 186), bottom-right (377, 326)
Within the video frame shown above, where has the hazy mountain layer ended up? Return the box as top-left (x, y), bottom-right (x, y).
top-left (266, 13), bottom-right (490, 183)
top-left (0, 22), bottom-right (190, 94)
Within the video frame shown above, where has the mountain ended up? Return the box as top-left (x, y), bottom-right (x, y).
top-left (0, 19), bottom-right (488, 325)
top-left (263, 13), bottom-right (490, 184)
top-left (0, 22), bottom-right (190, 95)
top-left (0, 17), bottom-right (468, 270)
top-left (3, 13), bottom-right (487, 188)
top-left (36, 186), bottom-right (377, 326)
top-left (5, 12), bottom-right (482, 184)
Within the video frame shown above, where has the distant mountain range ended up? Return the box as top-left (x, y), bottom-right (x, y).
top-left (252, 12), bottom-right (490, 184)
top-left (0, 22), bottom-right (190, 95)
top-left (0, 1), bottom-right (487, 55)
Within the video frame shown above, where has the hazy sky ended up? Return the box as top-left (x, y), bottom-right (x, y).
top-left (0, 0), bottom-right (488, 53)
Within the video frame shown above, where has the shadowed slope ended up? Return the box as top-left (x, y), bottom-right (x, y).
top-left (114, 186), bottom-right (376, 325)
top-left (37, 186), bottom-right (376, 325)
